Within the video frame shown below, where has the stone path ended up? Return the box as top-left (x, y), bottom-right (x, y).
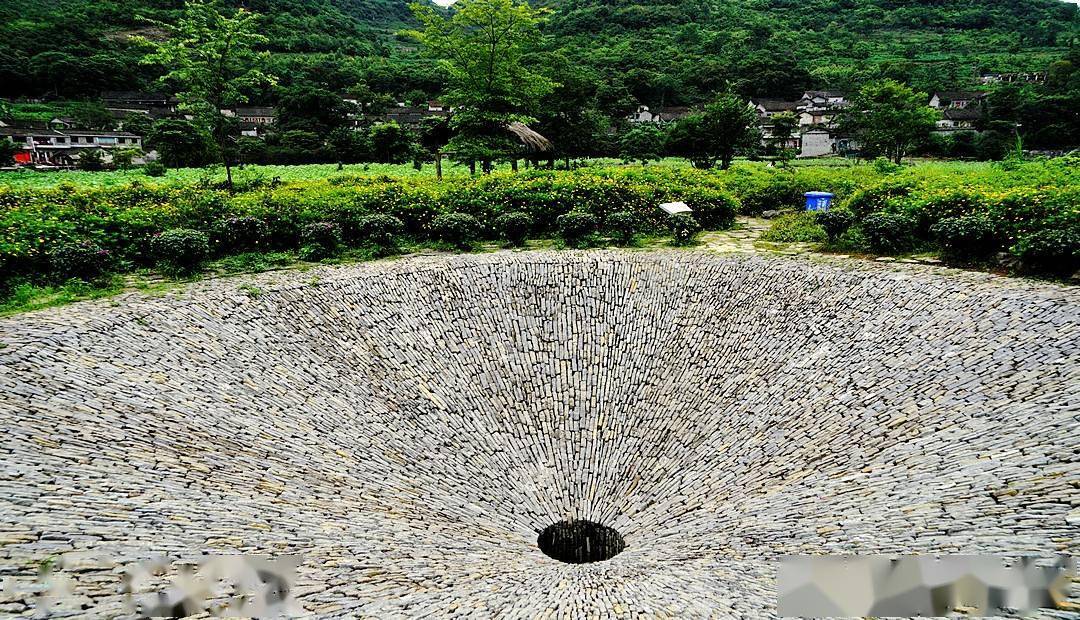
top-left (1, 251), bottom-right (1077, 618)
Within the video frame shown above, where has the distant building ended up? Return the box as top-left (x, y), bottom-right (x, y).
top-left (750, 99), bottom-right (801, 118)
top-left (935, 107), bottom-right (982, 132)
top-left (372, 103), bottom-right (452, 127)
top-left (626, 105), bottom-right (693, 124)
top-left (1, 125), bottom-right (144, 167)
top-left (226, 107), bottom-right (276, 125)
top-left (979, 72), bottom-right (1046, 85)
top-left (928, 91), bottom-right (987, 110)
top-left (748, 92), bottom-right (852, 157)
top-left (797, 91), bottom-right (849, 128)
top-left (101, 91), bottom-right (176, 109)
top-left (799, 128), bottom-right (836, 158)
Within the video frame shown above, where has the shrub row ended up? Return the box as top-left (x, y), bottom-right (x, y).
top-left (0, 168), bottom-right (736, 290)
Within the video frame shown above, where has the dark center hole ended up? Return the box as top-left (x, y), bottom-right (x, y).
top-left (537, 519), bottom-right (625, 564)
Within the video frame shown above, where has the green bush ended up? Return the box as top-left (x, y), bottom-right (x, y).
top-left (494, 211), bottom-right (533, 247)
top-left (738, 174), bottom-right (807, 215)
top-left (816, 209), bottom-right (856, 242)
top-left (143, 161), bottom-right (166, 177)
top-left (49, 240), bottom-right (112, 283)
top-left (761, 212), bottom-right (827, 243)
top-left (299, 221), bottom-right (342, 260)
top-left (844, 179), bottom-right (914, 216)
top-left (429, 212), bottom-right (481, 250)
top-left (930, 215), bottom-right (1000, 261)
top-left (669, 213), bottom-right (702, 246)
top-left (605, 211), bottom-right (637, 245)
top-left (214, 216), bottom-right (269, 254)
top-left (872, 157), bottom-right (903, 174)
top-left (556, 211), bottom-right (598, 248)
top-left (356, 214), bottom-right (405, 254)
top-left (151, 229), bottom-right (210, 276)
top-left (860, 212), bottom-right (917, 254)
top-left (1012, 229), bottom-right (1079, 277)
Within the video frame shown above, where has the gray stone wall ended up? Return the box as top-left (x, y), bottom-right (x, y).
top-left (0, 252), bottom-right (1077, 618)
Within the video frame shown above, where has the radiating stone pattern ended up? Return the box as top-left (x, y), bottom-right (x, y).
top-left (1, 251), bottom-right (1078, 619)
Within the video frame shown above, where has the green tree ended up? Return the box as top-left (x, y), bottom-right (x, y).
top-left (76, 149), bottom-right (106, 171)
top-left (0, 138), bottom-right (17, 166)
top-left (148, 119), bottom-right (214, 168)
top-left (120, 113), bottom-right (154, 137)
top-left (276, 85), bottom-right (354, 137)
top-left (369, 122), bottom-right (416, 163)
top-left (408, 0), bottom-right (556, 172)
top-left (666, 95), bottom-right (759, 169)
top-left (840, 80), bottom-right (939, 164)
top-left (66, 102), bottom-right (114, 130)
top-left (769, 111), bottom-right (799, 165)
top-left (619, 124), bottom-right (665, 166)
top-left (111, 148), bottom-right (142, 170)
top-left (327, 127), bottom-right (372, 163)
top-left (137, 0), bottom-right (274, 188)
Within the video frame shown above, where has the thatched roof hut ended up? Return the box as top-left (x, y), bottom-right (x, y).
top-left (506, 122), bottom-right (553, 153)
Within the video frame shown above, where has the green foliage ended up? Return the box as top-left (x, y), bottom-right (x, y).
top-left (369, 122), bottom-right (416, 164)
top-left (49, 240), bottom-right (112, 283)
top-left (136, 0), bottom-right (275, 185)
top-left (670, 95), bottom-right (760, 170)
top-left (556, 210), bottom-right (598, 248)
top-left (605, 211), bottom-right (637, 246)
top-left (299, 221), bottom-right (342, 260)
top-left (816, 209), bottom-right (857, 242)
top-left (0, 138), bottom-right (17, 167)
top-left (214, 216), bottom-right (269, 254)
top-left (408, 0), bottom-right (554, 165)
top-left (930, 214), bottom-right (1000, 261)
top-left (839, 80), bottom-right (939, 164)
top-left (761, 213), bottom-right (827, 243)
top-left (619, 125), bottom-right (666, 166)
top-left (860, 212), bottom-right (917, 254)
top-left (355, 213), bottom-right (405, 254)
top-left (76, 149), bottom-right (106, 172)
top-left (1, 160), bottom-right (1075, 290)
top-left (143, 161), bottom-right (167, 177)
top-left (148, 119), bottom-right (215, 169)
top-left (494, 211), bottom-right (533, 247)
top-left (1012, 229), bottom-right (1079, 277)
top-left (429, 212), bottom-right (481, 250)
top-left (151, 228), bottom-right (210, 276)
top-left (669, 213), bottom-right (702, 246)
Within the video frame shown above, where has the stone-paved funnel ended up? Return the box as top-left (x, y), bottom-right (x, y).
top-left (1, 252), bottom-right (1077, 618)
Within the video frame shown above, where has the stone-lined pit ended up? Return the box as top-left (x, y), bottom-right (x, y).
top-left (0, 251), bottom-right (1077, 618)
top-left (538, 519), bottom-right (626, 563)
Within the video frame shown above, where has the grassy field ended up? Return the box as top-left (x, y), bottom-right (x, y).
top-left (0, 157), bottom-right (867, 189)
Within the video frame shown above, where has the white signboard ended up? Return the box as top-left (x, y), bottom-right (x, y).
top-left (659, 201), bottom-right (692, 215)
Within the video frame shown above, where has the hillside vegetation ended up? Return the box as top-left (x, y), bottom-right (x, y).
top-left (0, 0), bottom-right (1076, 101)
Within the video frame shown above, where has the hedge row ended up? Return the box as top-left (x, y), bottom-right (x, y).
top-left (0, 168), bottom-right (738, 289)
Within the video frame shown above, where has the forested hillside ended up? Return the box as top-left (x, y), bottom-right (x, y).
top-left (0, 0), bottom-right (1076, 101)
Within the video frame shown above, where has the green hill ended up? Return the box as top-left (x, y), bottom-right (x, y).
top-left (0, 0), bottom-right (1076, 102)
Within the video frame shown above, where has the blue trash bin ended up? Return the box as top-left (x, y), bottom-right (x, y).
top-left (805, 191), bottom-right (834, 212)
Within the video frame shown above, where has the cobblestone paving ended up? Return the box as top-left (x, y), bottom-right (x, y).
top-left (1, 251), bottom-right (1078, 618)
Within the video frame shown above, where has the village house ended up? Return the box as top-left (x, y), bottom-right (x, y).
top-left (362, 102), bottom-right (452, 128)
top-left (626, 105), bottom-right (692, 124)
top-left (1, 124), bottom-right (144, 167)
top-left (935, 107), bottom-right (982, 132)
top-left (224, 106), bottom-right (277, 125)
top-left (749, 92), bottom-right (852, 158)
top-left (928, 91), bottom-right (987, 110)
top-left (751, 99), bottom-right (801, 118)
top-left (797, 91), bottom-right (848, 127)
top-left (979, 72), bottom-right (1046, 85)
